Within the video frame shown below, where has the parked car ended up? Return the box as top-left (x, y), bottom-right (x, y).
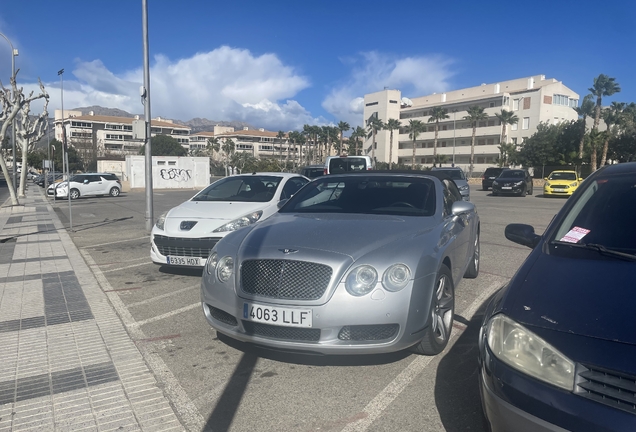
top-left (479, 162), bottom-right (636, 432)
top-left (201, 171), bottom-right (480, 355)
top-left (48, 173), bottom-right (121, 199)
top-left (543, 170), bottom-right (583, 197)
top-left (481, 167), bottom-right (510, 191)
top-left (491, 169), bottom-right (533, 196)
top-left (37, 172), bottom-right (64, 187)
top-left (324, 155), bottom-right (373, 175)
top-left (431, 167), bottom-right (470, 201)
top-left (300, 165), bottom-right (325, 179)
top-left (151, 173), bottom-right (310, 268)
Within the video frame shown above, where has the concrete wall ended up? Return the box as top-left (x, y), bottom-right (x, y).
top-left (98, 156), bottom-right (210, 189)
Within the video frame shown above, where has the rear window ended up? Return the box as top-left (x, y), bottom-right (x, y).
top-left (484, 168), bottom-right (506, 176)
top-left (328, 158), bottom-right (368, 174)
top-left (434, 169), bottom-right (465, 180)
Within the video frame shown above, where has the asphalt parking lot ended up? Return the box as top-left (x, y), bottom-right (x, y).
top-left (45, 183), bottom-right (567, 432)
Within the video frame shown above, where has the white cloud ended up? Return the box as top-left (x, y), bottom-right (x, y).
top-left (22, 46), bottom-right (319, 131)
top-left (321, 52), bottom-right (456, 129)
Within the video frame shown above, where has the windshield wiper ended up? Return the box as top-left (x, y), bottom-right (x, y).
top-left (552, 241), bottom-right (636, 262)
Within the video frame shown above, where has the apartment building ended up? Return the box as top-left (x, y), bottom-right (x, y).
top-left (362, 75), bottom-right (580, 175)
top-left (54, 110), bottom-right (191, 156)
top-left (211, 127), bottom-right (299, 161)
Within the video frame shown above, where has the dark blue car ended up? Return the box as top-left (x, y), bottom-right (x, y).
top-left (479, 162), bottom-right (636, 431)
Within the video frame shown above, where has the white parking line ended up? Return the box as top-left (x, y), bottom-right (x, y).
top-left (82, 236), bottom-right (149, 248)
top-left (340, 280), bottom-right (503, 432)
top-left (80, 250), bottom-right (205, 431)
top-left (127, 284), bottom-right (200, 308)
top-left (133, 303), bottom-right (200, 327)
top-left (102, 261), bottom-right (154, 273)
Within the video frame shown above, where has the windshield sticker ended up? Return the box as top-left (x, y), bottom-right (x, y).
top-left (560, 226), bottom-right (591, 243)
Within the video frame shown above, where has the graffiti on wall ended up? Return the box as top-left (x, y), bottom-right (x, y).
top-left (160, 168), bottom-right (192, 182)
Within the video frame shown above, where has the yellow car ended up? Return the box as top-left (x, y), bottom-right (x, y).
top-left (543, 170), bottom-right (583, 197)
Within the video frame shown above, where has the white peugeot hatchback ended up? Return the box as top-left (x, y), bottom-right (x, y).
top-left (151, 172), bottom-right (309, 268)
top-left (48, 173), bottom-right (122, 199)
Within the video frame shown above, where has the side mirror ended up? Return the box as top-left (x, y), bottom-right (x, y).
top-left (84, 179), bottom-right (89, 184)
top-left (451, 200), bottom-right (475, 216)
top-left (505, 223), bottom-right (541, 249)
top-left (578, 178), bottom-right (583, 182)
top-left (543, 177), bottom-right (548, 181)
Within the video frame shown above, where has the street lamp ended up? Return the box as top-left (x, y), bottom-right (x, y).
top-left (58, 68), bottom-right (73, 230)
top-left (0, 32), bottom-right (19, 193)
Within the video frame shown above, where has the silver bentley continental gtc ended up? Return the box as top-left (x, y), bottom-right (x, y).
top-left (201, 172), bottom-right (480, 355)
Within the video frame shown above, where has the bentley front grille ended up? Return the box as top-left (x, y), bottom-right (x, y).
top-left (241, 259), bottom-right (332, 300)
top-left (153, 235), bottom-right (220, 258)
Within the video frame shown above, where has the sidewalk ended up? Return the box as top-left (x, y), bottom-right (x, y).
top-left (0, 185), bottom-right (184, 431)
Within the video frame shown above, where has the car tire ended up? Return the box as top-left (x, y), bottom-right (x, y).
top-left (70, 189), bottom-right (80, 200)
top-left (109, 187), bottom-right (121, 197)
top-left (411, 264), bottom-right (454, 356)
top-left (464, 232), bottom-right (480, 279)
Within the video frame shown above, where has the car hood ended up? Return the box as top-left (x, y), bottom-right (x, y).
top-left (494, 176), bottom-right (526, 182)
top-left (507, 251), bottom-right (636, 345)
top-left (162, 200), bottom-right (272, 234)
top-left (234, 212), bottom-right (440, 261)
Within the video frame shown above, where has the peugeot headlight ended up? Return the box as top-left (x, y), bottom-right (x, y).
top-left (382, 264), bottom-right (411, 292)
top-left (213, 211), bottom-right (263, 233)
top-left (216, 256), bottom-right (234, 283)
top-left (486, 314), bottom-right (574, 390)
top-left (205, 252), bottom-right (218, 275)
top-left (345, 265), bottom-right (378, 296)
top-left (155, 212), bottom-right (168, 230)
top-left (514, 181), bottom-right (524, 186)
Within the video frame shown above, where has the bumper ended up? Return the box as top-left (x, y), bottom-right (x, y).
top-left (543, 188), bottom-right (572, 196)
top-left (201, 274), bottom-right (436, 355)
top-left (492, 186), bottom-right (524, 195)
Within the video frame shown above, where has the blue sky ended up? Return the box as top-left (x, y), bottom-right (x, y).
top-left (1, 0), bottom-right (635, 133)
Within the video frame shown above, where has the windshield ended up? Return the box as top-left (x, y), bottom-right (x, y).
top-left (548, 172), bottom-right (577, 181)
top-left (280, 176), bottom-right (436, 216)
top-left (434, 170), bottom-right (465, 180)
top-left (192, 175), bottom-right (282, 202)
top-left (552, 174), bottom-right (636, 253)
top-left (328, 158), bottom-right (368, 173)
top-left (502, 170), bottom-right (525, 179)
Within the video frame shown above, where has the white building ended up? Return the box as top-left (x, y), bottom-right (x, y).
top-left (54, 110), bottom-right (191, 156)
top-left (362, 75), bottom-right (580, 175)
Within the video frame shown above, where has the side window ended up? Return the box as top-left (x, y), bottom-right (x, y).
top-left (88, 175), bottom-right (101, 183)
top-left (442, 179), bottom-right (461, 216)
top-left (281, 177), bottom-right (309, 200)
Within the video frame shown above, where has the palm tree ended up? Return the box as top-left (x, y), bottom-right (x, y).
top-left (276, 130), bottom-right (286, 169)
top-left (383, 118), bottom-right (401, 170)
top-left (464, 106), bottom-right (488, 178)
top-left (302, 124), bottom-right (314, 165)
top-left (350, 126), bottom-right (366, 156)
top-left (337, 121), bottom-right (350, 155)
top-left (405, 119), bottom-right (426, 169)
top-left (206, 137), bottom-right (220, 160)
top-left (494, 109), bottom-right (519, 149)
top-left (589, 74), bottom-right (621, 132)
top-left (221, 138), bottom-right (235, 175)
top-left (600, 102), bottom-right (625, 167)
top-left (428, 107), bottom-right (449, 167)
top-left (574, 94), bottom-right (595, 162)
top-left (366, 116), bottom-right (385, 164)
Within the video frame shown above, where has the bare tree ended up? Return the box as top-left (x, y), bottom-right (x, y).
top-left (15, 94), bottom-right (49, 197)
top-left (0, 71), bottom-right (49, 205)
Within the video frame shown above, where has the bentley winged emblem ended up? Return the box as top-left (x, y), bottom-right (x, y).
top-left (279, 248), bottom-right (298, 254)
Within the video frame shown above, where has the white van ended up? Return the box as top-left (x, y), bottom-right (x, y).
top-left (324, 156), bottom-right (373, 175)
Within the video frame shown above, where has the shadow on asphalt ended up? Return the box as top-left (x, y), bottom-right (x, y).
top-left (157, 265), bottom-right (203, 277)
top-left (434, 294), bottom-right (496, 432)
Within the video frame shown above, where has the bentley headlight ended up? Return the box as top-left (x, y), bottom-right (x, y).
top-left (345, 265), bottom-right (378, 296)
top-left (205, 252), bottom-right (218, 275)
top-left (155, 212), bottom-right (168, 230)
top-left (382, 264), bottom-right (411, 292)
top-left (486, 314), bottom-right (574, 390)
top-left (213, 211), bottom-right (263, 233)
top-left (216, 256), bottom-right (234, 282)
